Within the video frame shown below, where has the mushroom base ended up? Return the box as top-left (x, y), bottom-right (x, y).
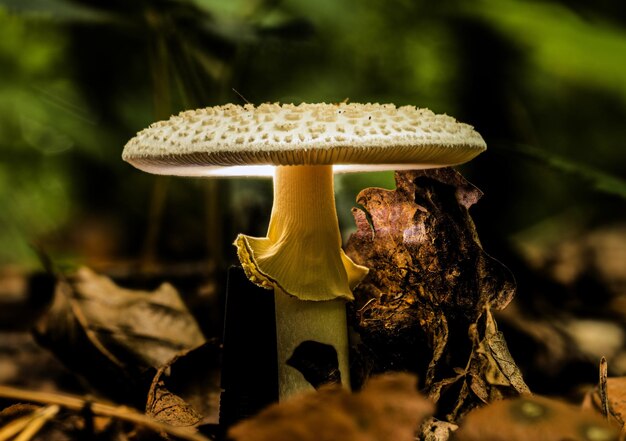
top-left (274, 287), bottom-right (350, 399)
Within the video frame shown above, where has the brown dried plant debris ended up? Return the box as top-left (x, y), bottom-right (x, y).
top-left (34, 267), bottom-right (206, 405)
top-left (345, 168), bottom-right (523, 420)
top-left (584, 375), bottom-right (626, 438)
top-left (420, 418), bottom-right (458, 441)
top-left (147, 383), bottom-right (204, 429)
top-left (0, 403), bottom-right (65, 441)
top-left (0, 384), bottom-right (211, 441)
top-left (432, 307), bottom-right (530, 422)
top-left (454, 395), bottom-right (619, 441)
top-left (147, 343), bottom-right (222, 427)
top-left (228, 372), bottom-right (433, 441)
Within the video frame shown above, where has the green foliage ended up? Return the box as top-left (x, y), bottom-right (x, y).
top-left (1, 0), bottom-right (625, 267)
top-left (505, 144), bottom-right (626, 200)
top-left (0, 0), bottom-right (113, 23)
top-left (473, 0), bottom-right (626, 99)
top-left (0, 10), bottom-right (73, 264)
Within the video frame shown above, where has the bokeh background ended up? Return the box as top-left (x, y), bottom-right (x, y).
top-left (1, 0), bottom-right (626, 393)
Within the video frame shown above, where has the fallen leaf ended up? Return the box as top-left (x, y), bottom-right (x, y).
top-left (444, 307), bottom-right (530, 420)
top-left (345, 168), bottom-right (522, 420)
top-left (347, 168), bottom-right (514, 318)
top-left (228, 372), bottom-right (433, 441)
top-left (146, 342), bottom-right (221, 426)
top-left (147, 381), bottom-right (203, 427)
top-left (455, 395), bottom-right (619, 441)
top-left (34, 267), bottom-right (205, 404)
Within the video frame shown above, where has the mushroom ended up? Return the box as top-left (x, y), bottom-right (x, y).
top-left (122, 103), bottom-right (486, 399)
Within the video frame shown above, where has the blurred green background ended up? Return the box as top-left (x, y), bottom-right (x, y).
top-left (1, 0), bottom-right (625, 281)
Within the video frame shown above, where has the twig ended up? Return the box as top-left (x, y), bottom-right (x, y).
top-left (0, 414), bottom-right (31, 441)
top-left (0, 385), bottom-right (210, 441)
top-left (599, 356), bottom-right (609, 420)
top-left (0, 405), bottom-right (58, 441)
top-left (13, 405), bottom-right (59, 441)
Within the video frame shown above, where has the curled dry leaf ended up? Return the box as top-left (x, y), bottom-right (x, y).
top-left (429, 307), bottom-right (530, 421)
top-left (345, 168), bottom-right (523, 420)
top-left (34, 267), bottom-right (205, 404)
top-left (147, 342), bottom-right (222, 427)
top-left (347, 168), bottom-right (514, 321)
top-left (146, 382), bottom-right (203, 428)
top-left (228, 372), bottom-right (433, 441)
top-left (455, 395), bottom-right (619, 441)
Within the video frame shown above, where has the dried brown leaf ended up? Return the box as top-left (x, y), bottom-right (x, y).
top-left (146, 381), bottom-right (203, 427)
top-left (345, 168), bottom-right (523, 421)
top-left (228, 372), bottom-right (433, 441)
top-left (445, 308), bottom-right (530, 420)
top-left (474, 308), bottom-right (529, 392)
top-left (347, 168), bottom-right (514, 319)
top-left (34, 267), bottom-right (205, 403)
top-left (455, 395), bottom-right (619, 441)
top-left (146, 343), bottom-right (221, 426)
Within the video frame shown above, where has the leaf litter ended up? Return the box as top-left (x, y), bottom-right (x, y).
top-left (1, 168), bottom-right (624, 440)
top-left (345, 168), bottom-right (524, 421)
top-left (33, 266), bottom-right (206, 405)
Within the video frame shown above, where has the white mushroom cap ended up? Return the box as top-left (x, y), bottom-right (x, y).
top-left (122, 103), bottom-right (486, 176)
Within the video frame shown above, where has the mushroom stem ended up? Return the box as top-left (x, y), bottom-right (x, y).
top-left (236, 165), bottom-right (368, 301)
top-left (235, 164), bottom-right (368, 398)
top-left (274, 286), bottom-right (350, 398)
top-left (268, 165), bottom-right (345, 298)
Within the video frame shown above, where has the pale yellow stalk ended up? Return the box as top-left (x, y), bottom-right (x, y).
top-left (235, 165), bottom-right (368, 398)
